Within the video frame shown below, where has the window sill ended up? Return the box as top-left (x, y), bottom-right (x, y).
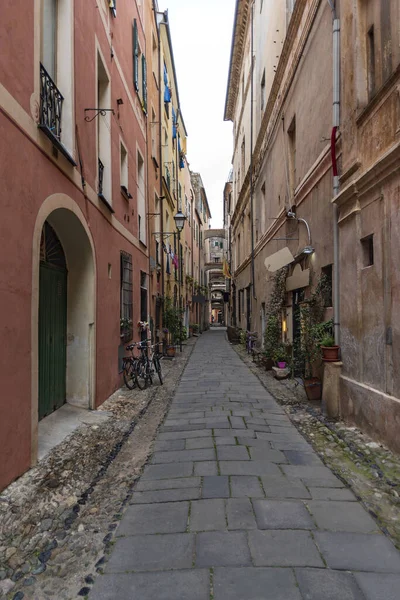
top-left (38, 124), bottom-right (77, 166)
top-left (121, 186), bottom-right (133, 201)
top-left (98, 194), bottom-right (115, 213)
top-left (356, 64), bottom-right (400, 127)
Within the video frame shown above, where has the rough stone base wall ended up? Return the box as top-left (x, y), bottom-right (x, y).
top-left (340, 376), bottom-right (400, 454)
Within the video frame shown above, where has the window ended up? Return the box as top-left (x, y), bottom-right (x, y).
top-left (120, 142), bottom-right (128, 190)
top-left (109, 0), bottom-right (116, 17)
top-left (40, 0), bottom-right (74, 154)
top-left (321, 264), bottom-right (333, 307)
top-left (241, 137), bottom-right (245, 179)
top-left (367, 26), bottom-right (376, 99)
top-left (286, 0), bottom-right (295, 28)
top-left (361, 235), bottom-right (374, 267)
top-left (151, 108), bottom-right (158, 161)
top-left (261, 69), bottom-right (266, 112)
top-left (287, 116), bottom-right (296, 196)
top-left (140, 271), bottom-right (148, 322)
top-left (98, 53), bottom-right (112, 206)
top-left (152, 33), bottom-right (158, 83)
top-left (137, 151), bottom-right (146, 243)
top-left (42, 0), bottom-right (57, 81)
top-left (120, 252), bottom-right (133, 341)
top-left (237, 233), bottom-right (241, 266)
top-left (132, 19), bottom-right (147, 112)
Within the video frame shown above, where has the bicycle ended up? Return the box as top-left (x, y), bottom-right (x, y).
top-left (246, 331), bottom-right (258, 354)
top-left (122, 344), bottom-right (139, 390)
top-left (150, 342), bottom-right (164, 385)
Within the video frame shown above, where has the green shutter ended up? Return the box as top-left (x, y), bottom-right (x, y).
top-left (142, 54), bottom-right (147, 113)
top-left (133, 19), bottom-right (139, 91)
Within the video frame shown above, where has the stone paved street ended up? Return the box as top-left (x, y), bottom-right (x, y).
top-left (90, 330), bottom-right (400, 600)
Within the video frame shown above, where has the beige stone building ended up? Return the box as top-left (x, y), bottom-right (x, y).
top-left (334, 0), bottom-right (400, 451)
top-left (224, 0), bottom-right (400, 451)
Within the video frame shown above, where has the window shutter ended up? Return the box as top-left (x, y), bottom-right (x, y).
top-left (133, 19), bottom-right (139, 92)
top-left (142, 54), bottom-right (147, 113)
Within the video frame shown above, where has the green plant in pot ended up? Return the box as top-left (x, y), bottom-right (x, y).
top-left (293, 275), bottom-right (332, 401)
top-left (320, 333), bottom-right (340, 362)
top-left (273, 344), bottom-right (288, 369)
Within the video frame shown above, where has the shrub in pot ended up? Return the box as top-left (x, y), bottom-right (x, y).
top-left (273, 345), bottom-right (288, 369)
top-left (320, 334), bottom-right (340, 362)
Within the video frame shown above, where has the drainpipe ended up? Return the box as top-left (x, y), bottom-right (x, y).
top-left (250, 0), bottom-right (256, 308)
top-left (328, 1), bottom-right (340, 346)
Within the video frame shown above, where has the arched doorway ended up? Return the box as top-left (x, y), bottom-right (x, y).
top-left (39, 222), bottom-right (68, 419)
top-left (32, 196), bottom-right (96, 463)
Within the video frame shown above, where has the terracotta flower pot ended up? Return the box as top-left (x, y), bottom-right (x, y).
top-left (166, 346), bottom-right (176, 357)
top-left (303, 377), bottom-right (322, 401)
top-left (321, 345), bottom-right (340, 362)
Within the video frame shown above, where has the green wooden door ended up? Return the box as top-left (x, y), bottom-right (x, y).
top-left (38, 222), bottom-right (68, 421)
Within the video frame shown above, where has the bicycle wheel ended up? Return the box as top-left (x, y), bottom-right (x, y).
top-left (123, 359), bottom-right (136, 390)
top-left (154, 355), bottom-right (163, 385)
top-left (134, 358), bottom-right (147, 390)
top-left (146, 359), bottom-right (153, 386)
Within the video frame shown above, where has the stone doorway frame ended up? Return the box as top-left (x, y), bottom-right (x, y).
top-left (31, 194), bottom-right (97, 466)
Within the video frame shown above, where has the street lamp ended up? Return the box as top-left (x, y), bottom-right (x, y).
top-left (174, 210), bottom-right (186, 352)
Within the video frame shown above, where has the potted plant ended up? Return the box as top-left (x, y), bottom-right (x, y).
top-left (320, 334), bottom-right (340, 362)
top-left (166, 345), bottom-right (176, 357)
top-left (294, 276), bottom-right (332, 401)
top-left (273, 344), bottom-right (288, 369)
top-left (120, 317), bottom-right (133, 341)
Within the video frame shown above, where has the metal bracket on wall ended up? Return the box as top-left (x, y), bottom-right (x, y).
top-left (84, 108), bottom-right (115, 122)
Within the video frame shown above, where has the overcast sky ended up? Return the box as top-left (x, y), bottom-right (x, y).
top-left (159, 0), bottom-right (235, 227)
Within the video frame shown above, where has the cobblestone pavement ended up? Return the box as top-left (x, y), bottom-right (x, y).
top-left (0, 340), bottom-right (196, 600)
top-left (90, 330), bottom-right (400, 600)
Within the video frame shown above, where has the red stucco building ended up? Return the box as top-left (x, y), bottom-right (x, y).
top-left (0, 1), bottom-right (150, 490)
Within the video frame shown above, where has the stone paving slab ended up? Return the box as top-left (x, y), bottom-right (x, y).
top-left (314, 531), bottom-right (400, 572)
top-left (90, 569), bottom-right (210, 600)
top-left (354, 572), bottom-right (400, 600)
top-left (195, 531), bottom-right (251, 567)
top-left (130, 487), bottom-right (201, 504)
top-left (117, 501), bottom-right (189, 535)
top-left (135, 476), bottom-right (201, 492)
top-left (306, 500), bottom-right (379, 533)
top-left (253, 499), bottom-right (316, 529)
top-left (213, 567), bottom-right (302, 600)
top-left (105, 533), bottom-right (195, 573)
top-left (295, 568), bottom-right (366, 600)
top-left (230, 475), bottom-right (264, 498)
top-left (202, 475), bottom-right (230, 498)
top-left (226, 498), bottom-right (257, 530)
top-left (249, 530), bottom-right (324, 567)
top-left (190, 499), bottom-right (226, 531)
top-left (92, 330), bottom-right (400, 600)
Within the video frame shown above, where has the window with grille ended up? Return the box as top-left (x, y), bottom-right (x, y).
top-left (120, 251), bottom-right (133, 342)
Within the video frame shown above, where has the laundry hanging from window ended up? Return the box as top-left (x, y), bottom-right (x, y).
top-left (164, 64), bottom-right (171, 103)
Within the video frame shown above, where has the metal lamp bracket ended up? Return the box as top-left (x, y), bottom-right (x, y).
top-left (84, 108), bottom-right (115, 122)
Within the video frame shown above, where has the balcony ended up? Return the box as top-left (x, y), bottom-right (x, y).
top-left (38, 63), bottom-right (76, 165)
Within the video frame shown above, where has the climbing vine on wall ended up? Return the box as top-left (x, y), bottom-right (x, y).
top-left (263, 267), bottom-right (288, 359)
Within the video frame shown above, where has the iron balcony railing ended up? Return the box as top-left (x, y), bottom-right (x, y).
top-left (98, 159), bottom-right (104, 196)
top-left (39, 63), bottom-right (63, 142)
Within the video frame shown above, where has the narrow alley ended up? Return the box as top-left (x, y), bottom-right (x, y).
top-left (90, 330), bottom-right (400, 600)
